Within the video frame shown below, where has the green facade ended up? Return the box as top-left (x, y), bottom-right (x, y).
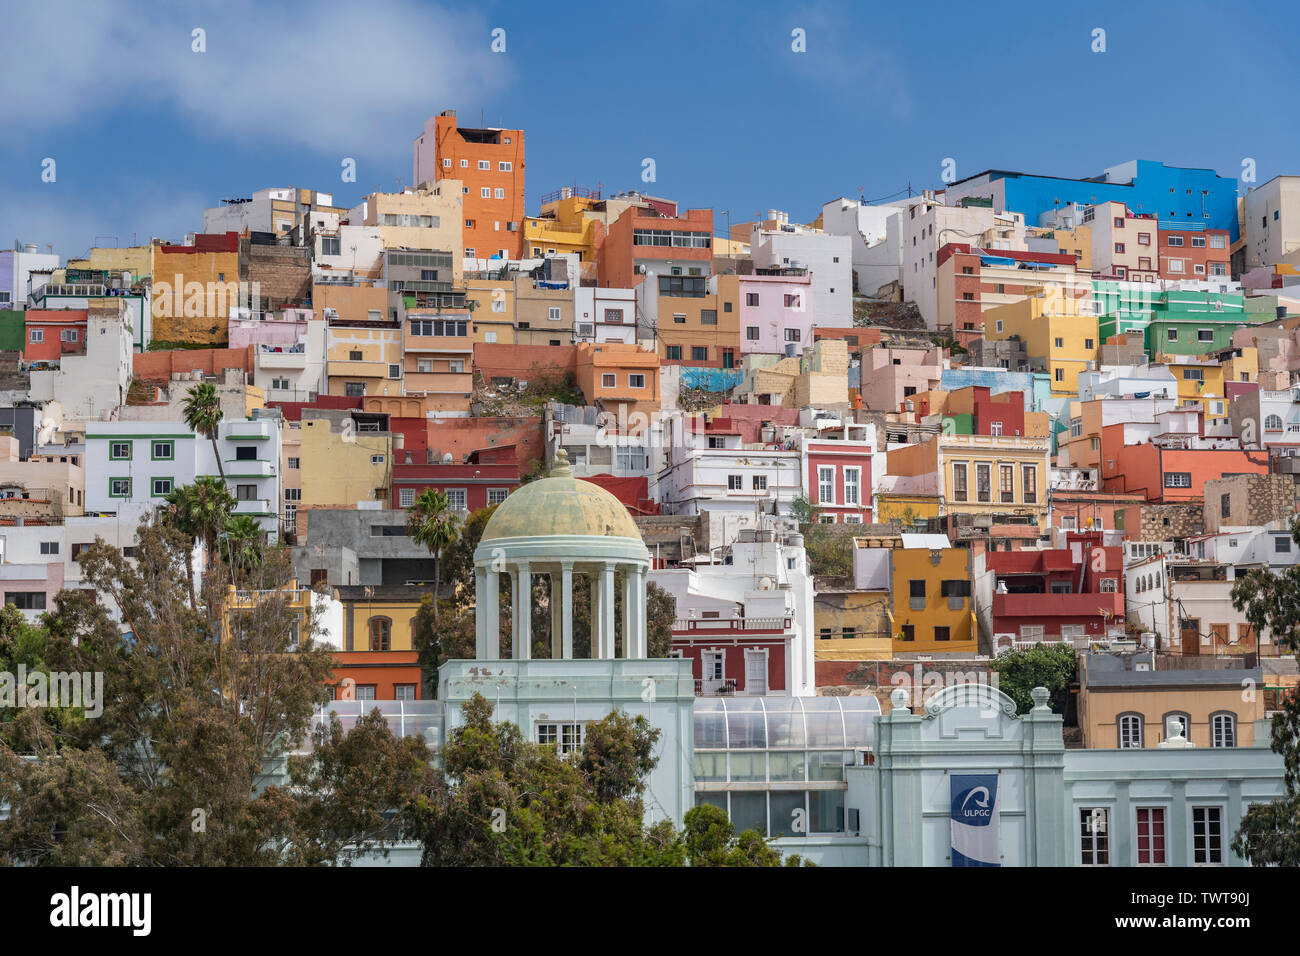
top-left (0, 310), bottom-right (24, 352)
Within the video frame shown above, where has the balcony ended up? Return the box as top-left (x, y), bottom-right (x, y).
top-left (224, 421), bottom-right (271, 441)
top-left (993, 591), bottom-right (1124, 618)
top-left (258, 346), bottom-right (307, 370)
top-left (694, 678), bottom-right (737, 697)
top-left (327, 359), bottom-right (390, 379)
top-left (224, 459), bottom-right (274, 478)
top-left (673, 616), bottom-right (791, 634)
top-left (232, 498), bottom-right (274, 516)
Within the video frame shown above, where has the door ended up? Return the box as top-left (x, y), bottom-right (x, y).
top-left (1179, 618), bottom-right (1200, 656)
top-left (744, 649), bottom-right (768, 695)
top-left (701, 650), bottom-right (725, 695)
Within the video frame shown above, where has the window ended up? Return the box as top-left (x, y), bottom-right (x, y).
top-left (1022, 465), bottom-right (1037, 504)
top-left (1210, 234), bottom-right (1226, 249)
top-left (39, 541), bottom-right (59, 555)
top-left (940, 579), bottom-right (971, 598)
top-left (151, 477), bottom-right (173, 497)
top-left (1279, 537), bottom-right (1292, 554)
top-left (109, 477), bottom-right (131, 498)
top-left (686, 346), bottom-right (706, 363)
top-left (1114, 243), bottom-right (1125, 254)
top-left (672, 314), bottom-right (686, 325)
top-left (604, 308), bottom-right (623, 324)
top-left (499, 161), bottom-right (512, 171)
top-left (746, 326), bottom-right (760, 341)
top-left (236, 484), bottom-right (257, 501)
top-left (1136, 808), bottom-right (1166, 865)
top-left (900, 625), bottom-right (915, 642)
top-left (728, 475), bottom-right (744, 491)
top-left (784, 294), bottom-right (801, 309)
top-left (934, 626), bottom-right (950, 642)
top-left (417, 359), bottom-right (433, 374)
top-left (478, 160), bottom-right (490, 170)
top-left (1118, 713), bottom-right (1143, 749)
top-left (1165, 472), bottom-right (1192, 488)
top-left (1167, 235), bottom-right (1184, 247)
top-left (598, 373), bottom-right (616, 389)
top-left (1084, 338), bottom-right (1094, 350)
top-left (481, 187), bottom-right (491, 199)
top-left (487, 488), bottom-right (509, 505)
top-left (1138, 232), bottom-right (1151, 245)
top-left (394, 684), bottom-right (418, 701)
top-left (990, 422), bottom-right (1002, 436)
top-left (1100, 578), bottom-right (1117, 592)
top-left (495, 188), bottom-right (504, 199)
top-left (1055, 368), bottom-right (1065, 382)
top-left (369, 617), bottom-right (391, 651)
top-left (999, 464), bottom-right (1014, 503)
top-left (370, 454), bottom-right (385, 465)
top-left (345, 382), bottom-right (366, 397)
top-left (399, 488), bottom-right (415, 508)
top-left (784, 329), bottom-right (801, 343)
top-left (6, 592), bottom-right (47, 610)
top-left (628, 373), bottom-right (646, 388)
top-left (442, 158), bottom-right (451, 168)
top-left (976, 463), bottom-right (991, 503)
top-left (844, 467), bottom-right (860, 505)
top-left (665, 346), bottom-right (682, 361)
top-left (1055, 337), bottom-right (1064, 348)
top-left (1265, 414), bottom-right (1284, 432)
top-left (701, 310), bottom-right (717, 325)
top-left (1080, 808), bottom-right (1109, 865)
top-left (388, 364), bottom-right (401, 379)
top-left (1192, 807), bottom-right (1223, 864)
top-left (746, 293), bottom-right (759, 307)
top-left (952, 463), bottom-right (968, 501)
top-left (61, 328), bottom-right (79, 343)
top-left (271, 377), bottom-right (290, 391)
top-left (109, 441), bottom-right (132, 461)
top-left (1163, 713), bottom-right (1190, 740)
top-left (29, 329), bottom-right (44, 343)
top-left (234, 446), bottom-right (257, 462)
top-left (349, 350), bottom-right (363, 361)
top-left (284, 488), bottom-right (301, 501)
top-left (548, 307), bottom-right (562, 321)
top-left (536, 721), bottom-right (586, 755)
top-left (1211, 713), bottom-right (1236, 748)
top-left (446, 489), bottom-right (466, 510)
top-left (818, 466), bottom-right (834, 504)
top-left (752, 475), bottom-right (767, 491)
top-left (409, 318), bottom-right (467, 337)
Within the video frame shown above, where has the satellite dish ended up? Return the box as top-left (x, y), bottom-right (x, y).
top-left (758, 576), bottom-right (774, 590)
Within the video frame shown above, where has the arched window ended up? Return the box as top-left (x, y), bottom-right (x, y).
top-left (1265, 414), bottom-right (1284, 432)
top-left (1211, 712), bottom-right (1236, 748)
top-left (1154, 572), bottom-right (1161, 589)
top-left (1161, 712), bottom-right (1190, 741)
top-left (369, 616), bottom-right (392, 651)
top-left (1118, 712), bottom-right (1144, 749)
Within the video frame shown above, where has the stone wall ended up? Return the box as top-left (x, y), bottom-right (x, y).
top-left (1204, 473), bottom-right (1296, 533)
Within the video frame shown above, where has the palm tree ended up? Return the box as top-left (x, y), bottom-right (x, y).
top-left (182, 381), bottom-right (226, 480)
top-left (221, 514), bottom-right (266, 587)
top-left (931, 334), bottom-right (968, 357)
top-left (163, 477), bottom-right (237, 608)
top-left (406, 488), bottom-right (461, 622)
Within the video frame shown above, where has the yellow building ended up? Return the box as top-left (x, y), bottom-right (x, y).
top-left (338, 590), bottom-right (422, 653)
top-left (873, 493), bottom-right (941, 526)
top-left (524, 194), bottom-right (601, 275)
top-left (299, 409), bottom-right (392, 508)
top-left (222, 580), bottom-right (313, 648)
top-left (890, 544), bottom-right (977, 655)
top-left (466, 278), bottom-right (516, 344)
top-left (813, 586), bottom-right (893, 660)
top-left (1159, 354), bottom-right (1228, 425)
top-left (65, 245), bottom-right (152, 280)
top-left (1033, 224), bottom-right (1093, 271)
top-left (360, 184), bottom-right (465, 285)
top-left (149, 235), bottom-right (241, 345)
top-left (326, 323), bottom-right (404, 397)
top-left (984, 294), bottom-right (1099, 397)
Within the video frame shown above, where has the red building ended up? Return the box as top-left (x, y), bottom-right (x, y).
top-left (985, 532), bottom-right (1124, 651)
top-left (802, 431), bottom-right (875, 524)
top-left (391, 444), bottom-right (521, 511)
top-left (598, 207), bottom-right (713, 289)
top-left (1157, 228), bottom-right (1231, 281)
top-left (23, 309), bottom-right (88, 362)
top-left (670, 615), bottom-right (792, 695)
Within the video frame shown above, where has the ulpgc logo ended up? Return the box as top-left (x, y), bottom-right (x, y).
top-left (49, 886), bottom-right (151, 936)
top-left (950, 773), bottom-right (1001, 867)
top-left (956, 784), bottom-right (993, 822)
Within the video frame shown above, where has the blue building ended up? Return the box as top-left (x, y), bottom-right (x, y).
top-left (944, 160), bottom-right (1240, 242)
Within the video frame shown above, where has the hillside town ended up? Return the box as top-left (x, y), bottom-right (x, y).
top-left (4, 108), bottom-right (1300, 869)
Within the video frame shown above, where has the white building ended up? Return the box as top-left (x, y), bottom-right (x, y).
top-left (749, 214), bottom-right (852, 326)
top-left (819, 196), bottom-right (917, 299)
top-left (656, 415), bottom-right (801, 517)
top-left (1, 242), bottom-right (61, 308)
top-left (574, 286), bottom-right (637, 344)
top-left (1076, 366), bottom-right (1179, 402)
top-left (1243, 175), bottom-right (1300, 270)
top-left (27, 302), bottom-right (134, 424)
top-left (250, 319), bottom-right (328, 404)
top-left (650, 520), bottom-right (815, 697)
top-left (84, 416), bottom-right (283, 538)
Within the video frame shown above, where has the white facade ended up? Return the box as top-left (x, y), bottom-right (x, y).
top-left (3, 246), bottom-right (61, 306)
top-left (84, 418), bottom-right (283, 537)
top-left (253, 320), bottom-right (328, 403)
top-left (657, 424), bottom-right (801, 517)
top-left (312, 224), bottom-right (383, 283)
top-left (749, 222), bottom-right (852, 326)
top-left (1077, 367), bottom-right (1179, 401)
top-left (819, 197), bottom-right (916, 298)
top-left (574, 286), bottom-right (637, 344)
top-left (28, 308), bottom-right (133, 423)
top-left (1243, 175), bottom-right (1300, 270)
top-left (902, 199), bottom-right (1023, 327)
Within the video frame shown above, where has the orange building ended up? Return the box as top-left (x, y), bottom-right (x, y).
top-left (1099, 429), bottom-right (1270, 503)
top-left (413, 110), bottom-right (525, 260)
top-left (23, 308), bottom-right (88, 362)
top-left (313, 283), bottom-right (389, 323)
top-left (598, 207), bottom-right (713, 289)
top-left (576, 342), bottom-right (661, 428)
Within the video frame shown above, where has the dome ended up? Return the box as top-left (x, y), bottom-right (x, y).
top-left (480, 450), bottom-right (642, 542)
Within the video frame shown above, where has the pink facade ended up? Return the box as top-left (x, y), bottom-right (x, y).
top-left (737, 273), bottom-right (815, 357)
top-left (858, 347), bottom-right (944, 413)
top-left (804, 439), bottom-right (874, 523)
top-left (227, 308), bottom-right (311, 350)
top-left (671, 617), bottom-right (791, 695)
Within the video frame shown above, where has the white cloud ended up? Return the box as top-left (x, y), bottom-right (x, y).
top-left (0, 0), bottom-right (512, 158)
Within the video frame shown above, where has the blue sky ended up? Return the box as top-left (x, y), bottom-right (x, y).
top-left (2, 0), bottom-right (1297, 260)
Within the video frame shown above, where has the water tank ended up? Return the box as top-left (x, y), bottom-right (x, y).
top-left (23, 243), bottom-right (37, 254)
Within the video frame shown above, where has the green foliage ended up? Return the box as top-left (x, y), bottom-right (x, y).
top-left (791, 494), bottom-right (818, 524)
top-left (1230, 517), bottom-right (1300, 865)
top-left (406, 488), bottom-right (461, 621)
top-left (988, 642), bottom-right (1076, 715)
top-left (439, 504), bottom-right (498, 591)
top-left (681, 804), bottom-right (810, 867)
top-left (181, 381), bottom-right (226, 479)
top-left (801, 522), bottom-right (853, 577)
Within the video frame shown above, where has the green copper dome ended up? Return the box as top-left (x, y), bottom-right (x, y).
top-left (480, 450), bottom-right (642, 542)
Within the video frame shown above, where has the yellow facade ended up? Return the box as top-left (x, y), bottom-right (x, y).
top-left (984, 295), bottom-right (1099, 397)
top-left (1222, 346), bottom-right (1258, 387)
top-left (939, 433), bottom-right (1051, 531)
top-left (1038, 224), bottom-right (1093, 270)
top-left (466, 279), bottom-right (516, 344)
top-left (890, 546), bottom-right (978, 654)
top-left (326, 325), bottom-right (404, 397)
top-left (874, 493), bottom-right (941, 525)
top-left (66, 245), bottom-right (152, 279)
top-left (814, 590), bottom-right (894, 660)
top-left (363, 185), bottom-right (465, 284)
top-left (149, 244), bottom-right (241, 345)
top-left (299, 416), bottom-right (392, 508)
top-left (524, 195), bottom-right (600, 264)
top-left (1162, 357), bottom-right (1228, 424)
top-left (343, 596), bottom-right (421, 652)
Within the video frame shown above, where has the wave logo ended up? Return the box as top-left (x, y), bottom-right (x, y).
top-left (959, 786), bottom-right (992, 821)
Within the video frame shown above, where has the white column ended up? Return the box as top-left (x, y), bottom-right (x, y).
top-left (514, 560), bottom-right (531, 660)
top-left (484, 569), bottom-right (499, 658)
top-left (599, 562), bottom-right (617, 659)
top-left (560, 561), bottom-right (574, 659)
top-left (633, 565), bottom-right (649, 658)
top-left (622, 564), bottom-right (636, 658)
top-left (474, 566), bottom-right (488, 659)
top-left (549, 570), bottom-right (562, 660)
top-left (590, 570), bottom-right (601, 659)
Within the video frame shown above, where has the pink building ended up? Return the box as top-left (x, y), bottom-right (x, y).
top-left (227, 307), bottom-right (313, 350)
top-left (858, 347), bottom-right (945, 413)
top-left (737, 271), bottom-right (815, 357)
top-left (800, 423), bottom-right (876, 524)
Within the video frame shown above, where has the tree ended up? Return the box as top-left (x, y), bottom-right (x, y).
top-left (221, 514), bottom-right (266, 586)
top-left (439, 504), bottom-right (498, 592)
top-left (0, 517), bottom-right (428, 866)
top-left (406, 488), bottom-right (461, 623)
top-left (792, 493), bottom-right (819, 524)
top-left (988, 642), bottom-right (1076, 715)
top-left (931, 334), bottom-right (968, 357)
top-left (182, 381), bottom-right (226, 480)
top-left (681, 804), bottom-right (808, 866)
top-left (162, 477), bottom-right (237, 608)
top-left (1230, 516), bottom-right (1300, 865)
